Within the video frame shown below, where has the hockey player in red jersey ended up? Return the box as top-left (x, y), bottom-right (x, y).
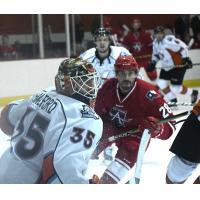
top-left (166, 99), bottom-right (200, 184)
top-left (92, 55), bottom-right (175, 184)
top-left (122, 19), bottom-right (157, 83)
top-left (102, 15), bottom-right (130, 46)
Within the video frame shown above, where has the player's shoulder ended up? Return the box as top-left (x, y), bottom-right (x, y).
top-left (110, 46), bottom-right (130, 58)
top-left (57, 95), bottom-right (101, 120)
top-left (79, 48), bottom-right (96, 59)
top-left (101, 77), bottom-right (117, 89)
top-left (164, 35), bottom-right (176, 43)
top-left (56, 94), bottom-right (80, 108)
top-left (164, 35), bottom-right (187, 48)
top-left (136, 79), bottom-right (161, 100)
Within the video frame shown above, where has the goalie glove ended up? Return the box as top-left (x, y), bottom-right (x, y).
top-left (182, 57), bottom-right (193, 69)
top-left (146, 60), bottom-right (157, 72)
top-left (138, 116), bottom-right (164, 138)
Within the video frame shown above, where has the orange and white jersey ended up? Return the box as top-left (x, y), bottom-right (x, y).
top-left (152, 35), bottom-right (189, 71)
top-left (0, 89), bottom-right (103, 183)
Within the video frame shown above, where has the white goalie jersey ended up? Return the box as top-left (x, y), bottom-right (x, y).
top-left (0, 89), bottom-right (103, 184)
top-left (80, 46), bottom-right (131, 84)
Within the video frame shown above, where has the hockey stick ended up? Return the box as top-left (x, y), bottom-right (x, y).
top-left (107, 110), bottom-right (191, 143)
top-left (167, 102), bottom-right (194, 107)
top-left (131, 128), bottom-right (151, 184)
top-left (128, 111), bottom-right (191, 184)
top-left (156, 62), bottom-right (200, 70)
top-left (187, 38), bottom-right (194, 49)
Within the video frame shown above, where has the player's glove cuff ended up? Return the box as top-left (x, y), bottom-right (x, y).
top-left (146, 60), bottom-right (157, 72)
top-left (182, 57), bottom-right (193, 69)
top-left (138, 116), bottom-right (163, 138)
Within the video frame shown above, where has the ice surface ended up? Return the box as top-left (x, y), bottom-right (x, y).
top-left (0, 87), bottom-right (200, 184)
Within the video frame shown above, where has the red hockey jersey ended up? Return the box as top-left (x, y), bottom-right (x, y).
top-left (122, 30), bottom-right (152, 68)
top-left (95, 78), bottom-right (175, 140)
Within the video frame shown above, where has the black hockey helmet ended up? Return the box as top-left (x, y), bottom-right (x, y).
top-left (94, 27), bottom-right (111, 39)
top-left (154, 26), bottom-right (165, 34)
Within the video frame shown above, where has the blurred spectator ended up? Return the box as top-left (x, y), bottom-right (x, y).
top-left (91, 15), bottom-right (101, 36)
top-left (0, 34), bottom-right (18, 60)
top-left (74, 15), bottom-right (85, 55)
top-left (13, 40), bottom-right (24, 59)
top-left (44, 25), bottom-right (53, 57)
top-left (103, 16), bottom-right (130, 46)
top-left (90, 15), bottom-right (129, 47)
top-left (122, 18), bottom-right (157, 83)
top-left (190, 15), bottom-right (200, 43)
top-left (174, 15), bottom-right (190, 44)
top-left (192, 32), bottom-right (200, 49)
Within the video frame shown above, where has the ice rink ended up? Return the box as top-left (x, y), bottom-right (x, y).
top-left (85, 94), bottom-right (200, 184)
top-left (0, 87), bottom-right (200, 184)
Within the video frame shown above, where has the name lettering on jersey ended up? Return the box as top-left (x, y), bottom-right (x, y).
top-left (81, 105), bottom-right (99, 120)
top-left (146, 90), bottom-right (160, 101)
top-left (31, 92), bottom-right (57, 114)
top-left (109, 106), bottom-right (132, 127)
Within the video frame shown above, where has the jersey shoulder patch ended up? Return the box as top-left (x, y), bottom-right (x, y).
top-left (145, 90), bottom-right (160, 101)
top-left (80, 105), bottom-right (99, 120)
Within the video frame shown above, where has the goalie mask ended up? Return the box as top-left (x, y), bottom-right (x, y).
top-left (55, 58), bottom-right (100, 100)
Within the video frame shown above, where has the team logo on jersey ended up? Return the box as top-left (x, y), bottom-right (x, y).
top-left (109, 106), bottom-right (132, 127)
top-left (80, 105), bottom-right (99, 120)
top-left (133, 42), bottom-right (142, 52)
top-left (146, 90), bottom-right (160, 101)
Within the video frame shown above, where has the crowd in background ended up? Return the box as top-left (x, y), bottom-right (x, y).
top-left (0, 14), bottom-right (200, 61)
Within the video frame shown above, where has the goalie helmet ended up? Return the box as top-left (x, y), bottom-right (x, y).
top-left (55, 58), bottom-right (100, 100)
top-left (114, 55), bottom-right (139, 73)
top-left (94, 27), bottom-right (111, 40)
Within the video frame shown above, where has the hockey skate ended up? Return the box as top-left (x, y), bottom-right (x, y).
top-left (191, 90), bottom-right (198, 104)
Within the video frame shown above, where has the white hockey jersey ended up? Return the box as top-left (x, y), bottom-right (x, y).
top-left (80, 46), bottom-right (131, 84)
top-left (152, 35), bottom-right (189, 71)
top-left (0, 89), bottom-right (103, 184)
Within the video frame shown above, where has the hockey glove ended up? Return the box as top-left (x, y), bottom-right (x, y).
top-left (146, 60), bottom-right (157, 72)
top-left (138, 116), bottom-right (163, 138)
top-left (182, 57), bottom-right (193, 69)
top-left (192, 100), bottom-right (200, 116)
